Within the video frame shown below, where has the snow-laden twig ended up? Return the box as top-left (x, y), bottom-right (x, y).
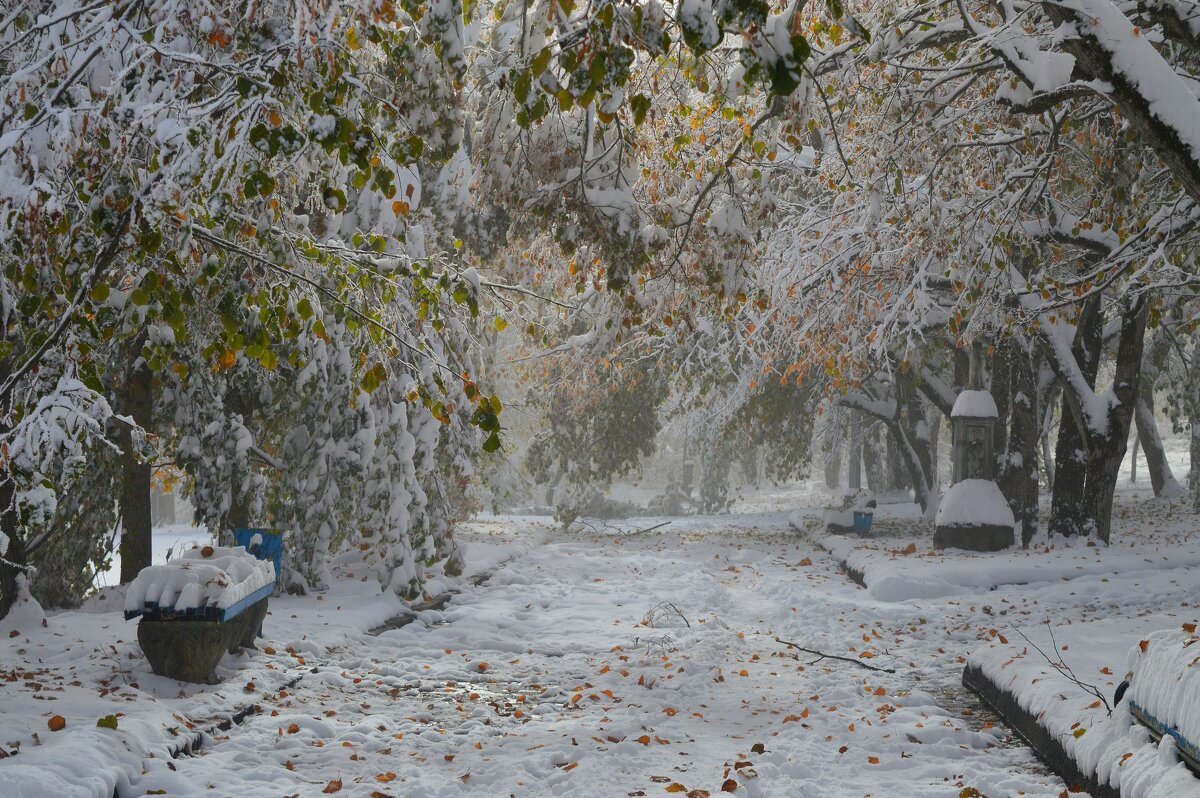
top-left (775, 637), bottom-right (898, 673)
top-left (1009, 622), bottom-right (1112, 716)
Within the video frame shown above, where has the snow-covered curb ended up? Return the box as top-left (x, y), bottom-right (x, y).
top-left (820, 535), bottom-right (1200, 602)
top-left (967, 620), bottom-right (1200, 797)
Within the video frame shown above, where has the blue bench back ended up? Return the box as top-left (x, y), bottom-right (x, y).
top-left (234, 527), bottom-right (284, 585)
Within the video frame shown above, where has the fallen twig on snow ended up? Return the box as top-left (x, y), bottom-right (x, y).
top-left (643, 601), bottom-right (691, 629)
top-left (775, 637), bottom-right (898, 673)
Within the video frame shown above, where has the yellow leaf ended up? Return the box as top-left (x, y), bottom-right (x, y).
top-left (666, 785), bottom-right (687, 793)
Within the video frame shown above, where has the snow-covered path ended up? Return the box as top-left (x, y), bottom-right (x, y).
top-left (10, 495), bottom-right (1200, 797)
top-left (129, 512), bottom-right (1070, 798)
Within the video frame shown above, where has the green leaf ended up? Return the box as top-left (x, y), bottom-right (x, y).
top-left (361, 362), bottom-right (387, 393)
top-left (130, 287), bottom-right (150, 307)
top-left (90, 284), bottom-right (110, 303)
top-left (482, 431), bottom-right (502, 453)
top-left (631, 94), bottom-right (652, 126)
top-left (514, 69), bottom-right (532, 104)
top-left (96, 715), bottom-right (119, 730)
top-left (532, 48), bottom-right (552, 77)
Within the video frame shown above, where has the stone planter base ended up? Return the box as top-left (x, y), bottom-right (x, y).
top-left (137, 597), bottom-right (269, 684)
top-left (933, 523), bottom-right (1014, 552)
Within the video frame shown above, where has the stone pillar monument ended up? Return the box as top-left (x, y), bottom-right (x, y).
top-left (933, 342), bottom-right (1016, 551)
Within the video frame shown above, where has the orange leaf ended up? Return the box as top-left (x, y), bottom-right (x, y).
top-left (636, 735), bottom-right (652, 745)
top-left (1185, 623), bottom-right (1197, 634)
top-left (873, 687), bottom-right (886, 696)
top-left (323, 780), bottom-right (343, 793)
top-left (287, 723), bottom-right (300, 734)
top-left (376, 773), bottom-right (397, 782)
top-left (721, 779), bottom-right (738, 792)
top-left (666, 785), bottom-right (687, 793)
top-left (798, 557), bottom-right (813, 566)
top-left (867, 756), bottom-right (880, 764)
top-left (1139, 640), bottom-right (1149, 653)
top-left (48, 715), bottom-right (66, 732)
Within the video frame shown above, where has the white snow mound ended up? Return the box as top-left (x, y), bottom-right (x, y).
top-left (951, 389), bottom-right (998, 418)
top-left (124, 545), bottom-right (274, 615)
top-left (935, 479), bottom-right (1015, 528)
top-left (1129, 626), bottom-right (1200, 745)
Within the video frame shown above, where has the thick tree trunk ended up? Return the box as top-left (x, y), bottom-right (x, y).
top-left (0, 353), bottom-right (25, 619)
top-left (0, 514), bottom-right (26, 621)
top-left (1049, 296), bottom-right (1103, 537)
top-left (863, 425), bottom-right (888, 492)
top-left (927, 411), bottom-right (941, 489)
top-left (1076, 298), bottom-right (1148, 543)
top-left (823, 420), bottom-right (842, 489)
top-left (887, 431), bottom-right (910, 491)
top-left (1135, 392), bottom-right (1179, 497)
top-left (1192, 417), bottom-right (1200, 511)
top-left (1134, 329), bottom-right (1181, 497)
top-left (117, 353), bottom-right (154, 584)
top-left (1000, 351), bottom-right (1041, 546)
top-left (847, 412), bottom-right (863, 493)
top-left (897, 370), bottom-right (937, 514)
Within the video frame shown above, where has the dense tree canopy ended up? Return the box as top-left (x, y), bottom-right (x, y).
top-left (4, 0), bottom-right (1200, 613)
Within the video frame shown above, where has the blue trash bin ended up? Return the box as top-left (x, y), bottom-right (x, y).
top-left (852, 511), bottom-right (873, 536)
top-left (234, 527), bottom-right (283, 585)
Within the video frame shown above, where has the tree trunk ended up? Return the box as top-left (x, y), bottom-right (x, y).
top-left (117, 352), bottom-right (154, 584)
top-left (1000, 350), bottom-right (1041, 546)
top-left (0, 351), bottom-right (26, 619)
top-left (887, 430), bottom-right (910, 491)
top-left (823, 419), bottom-right (842, 490)
top-left (1038, 370), bottom-right (1061, 493)
top-left (847, 412), bottom-right (863, 494)
top-left (863, 425), bottom-right (888, 492)
top-left (1049, 296), bottom-right (1103, 537)
top-left (1076, 297), bottom-right (1148, 543)
top-left (897, 369), bottom-right (937, 514)
top-left (1134, 329), bottom-right (1181, 497)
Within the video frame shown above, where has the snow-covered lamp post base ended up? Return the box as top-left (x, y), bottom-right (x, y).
top-left (933, 389), bottom-right (1016, 552)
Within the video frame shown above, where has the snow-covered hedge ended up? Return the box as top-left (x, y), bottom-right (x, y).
top-left (124, 546), bottom-right (274, 618)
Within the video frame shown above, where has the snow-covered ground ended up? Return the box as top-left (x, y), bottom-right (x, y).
top-left (4, 453), bottom-right (1200, 797)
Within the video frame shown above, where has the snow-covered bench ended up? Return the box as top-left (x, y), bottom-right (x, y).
top-left (124, 545), bottom-right (275, 684)
top-left (1125, 626), bottom-right (1200, 775)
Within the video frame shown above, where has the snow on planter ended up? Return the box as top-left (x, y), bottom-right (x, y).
top-left (966, 618), bottom-right (1200, 798)
top-left (1127, 625), bottom-right (1200, 769)
top-left (123, 545), bottom-right (275, 622)
top-left (935, 479), bottom-right (1015, 529)
top-left (951, 389), bottom-right (999, 419)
